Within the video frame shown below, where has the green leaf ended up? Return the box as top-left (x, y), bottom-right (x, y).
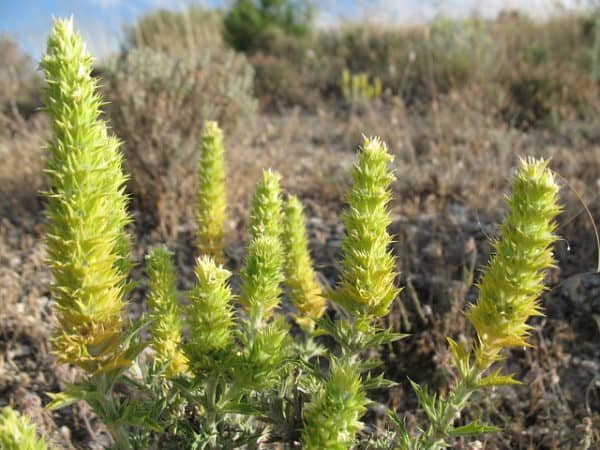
top-left (409, 379), bottom-right (438, 422)
top-left (45, 382), bottom-right (103, 411)
top-left (477, 368), bottom-right (522, 388)
top-left (362, 373), bottom-right (398, 390)
top-left (115, 402), bottom-right (163, 432)
top-left (45, 391), bottom-right (81, 411)
top-left (448, 421), bottom-right (500, 437)
top-left (387, 411), bottom-right (415, 450)
top-left (447, 337), bottom-right (472, 378)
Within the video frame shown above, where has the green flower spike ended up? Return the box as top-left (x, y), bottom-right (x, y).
top-left (414, 158), bottom-right (562, 449)
top-left (241, 170), bottom-right (284, 323)
top-left (0, 407), bottom-right (48, 450)
top-left (41, 18), bottom-right (133, 373)
top-left (467, 157), bottom-right (561, 367)
top-left (283, 195), bottom-right (327, 329)
top-left (185, 256), bottom-right (235, 371)
top-left (196, 121), bottom-right (227, 264)
top-left (248, 169), bottom-right (284, 241)
top-left (302, 359), bottom-right (367, 450)
top-left (332, 136), bottom-right (399, 325)
top-left (145, 248), bottom-right (188, 377)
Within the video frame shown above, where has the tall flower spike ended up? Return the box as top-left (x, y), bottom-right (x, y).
top-left (186, 256), bottom-right (235, 371)
top-left (240, 170), bottom-right (284, 323)
top-left (283, 195), bottom-right (327, 329)
top-left (145, 248), bottom-right (188, 377)
top-left (332, 136), bottom-right (399, 324)
top-left (302, 358), bottom-right (367, 450)
top-left (241, 236), bottom-right (284, 323)
top-left (0, 407), bottom-right (48, 450)
top-left (196, 121), bottom-right (227, 264)
top-left (248, 169), bottom-right (283, 241)
top-left (467, 158), bottom-right (561, 367)
top-left (41, 18), bottom-right (133, 373)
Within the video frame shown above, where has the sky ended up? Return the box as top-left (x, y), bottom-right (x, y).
top-left (0, 0), bottom-right (586, 61)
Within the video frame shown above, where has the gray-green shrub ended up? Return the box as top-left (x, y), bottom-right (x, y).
top-left (102, 46), bottom-right (256, 236)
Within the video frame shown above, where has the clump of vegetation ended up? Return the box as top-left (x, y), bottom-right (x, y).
top-left (224, 0), bottom-right (313, 52)
top-left (122, 6), bottom-right (224, 54)
top-left (36, 18), bottom-right (565, 450)
top-left (102, 44), bottom-right (256, 236)
top-left (341, 69), bottom-right (382, 104)
top-left (0, 407), bottom-right (48, 450)
top-left (196, 121), bottom-right (227, 263)
top-left (0, 34), bottom-right (42, 117)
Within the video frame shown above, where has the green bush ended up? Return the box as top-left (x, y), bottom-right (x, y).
top-left (0, 34), bottom-right (42, 118)
top-left (503, 63), bottom-right (597, 128)
top-left (122, 6), bottom-right (224, 54)
top-left (224, 0), bottom-right (313, 52)
top-left (102, 45), bottom-right (256, 236)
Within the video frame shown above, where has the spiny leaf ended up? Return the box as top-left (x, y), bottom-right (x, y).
top-left (448, 422), bottom-right (500, 437)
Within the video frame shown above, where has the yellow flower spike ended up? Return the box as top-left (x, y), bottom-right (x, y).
top-left (241, 170), bottom-right (284, 323)
top-left (466, 157), bottom-right (561, 367)
top-left (283, 195), bottom-right (327, 329)
top-left (248, 169), bottom-right (283, 241)
top-left (414, 158), bottom-right (562, 449)
top-left (196, 121), bottom-right (227, 264)
top-left (145, 248), bottom-right (188, 378)
top-left (185, 256), bottom-right (235, 372)
top-left (302, 358), bottom-right (367, 450)
top-left (332, 136), bottom-right (400, 325)
top-left (41, 18), bottom-right (133, 374)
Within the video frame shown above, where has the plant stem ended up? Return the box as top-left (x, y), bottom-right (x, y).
top-left (99, 373), bottom-right (132, 450)
top-left (419, 367), bottom-right (484, 450)
top-left (107, 423), bottom-right (133, 450)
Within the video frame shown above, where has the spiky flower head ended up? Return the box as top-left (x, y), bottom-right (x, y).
top-left (248, 169), bottom-right (283, 242)
top-left (231, 317), bottom-right (291, 391)
top-left (0, 407), bottom-right (48, 450)
top-left (145, 248), bottom-right (188, 377)
top-left (41, 18), bottom-right (133, 373)
top-left (196, 121), bottom-right (227, 264)
top-left (185, 256), bottom-right (235, 371)
top-left (240, 236), bottom-right (284, 323)
top-left (302, 359), bottom-right (367, 450)
top-left (283, 195), bottom-right (327, 329)
top-left (332, 136), bottom-right (399, 324)
top-left (240, 170), bottom-right (284, 323)
top-left (466, 158), bottom-right (561, 366)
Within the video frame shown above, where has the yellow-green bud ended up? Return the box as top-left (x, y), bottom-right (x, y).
top-left (467, 158), bottom-right (561, 366)
top-left (185, 256), bottom-right (235, 371)
top-left (282, 195), bottom-right (326, 329)
top-left (196, 121), bottom-right (227, 264)
top-left (248, 169), bottom-right (283, 242)
top-left (145, 248), bottom-right (188, 377)
top-left (332, 136), bottom-right (399, 324)
top-left (302, 359), bottom-right (367, 450)
top-left (41, 18), bottom-right (133, 373)
top-left (241, 170), bottom-right (284, 323)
